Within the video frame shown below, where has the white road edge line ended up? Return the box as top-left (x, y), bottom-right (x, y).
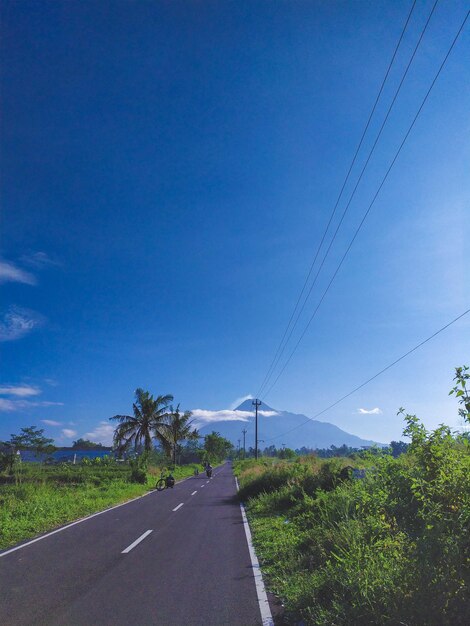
top-left (0, 474), bottom-right (194, 559)
top-left (173, 502), bottom-right (184, 512)
top-left (191, 491), bottom-right (197, 495)
top-left (235, 477), bottom-right (274, 626)
top-left (121, 529), bottom-right (153, 554)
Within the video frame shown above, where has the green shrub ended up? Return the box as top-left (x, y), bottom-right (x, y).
top-left (239, 402), bottom-right (470, 625)
top-left (130, 468), bottom-right (147, 484)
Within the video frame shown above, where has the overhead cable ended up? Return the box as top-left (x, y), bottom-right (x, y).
top-left (256, 0), bottom-right (418, 399)
top-left (262, 9), bottom-right (469, 400)
top-left (263, 308), bottom-right (470, 443)
top-left (258, 0), bottom-right (442, 398)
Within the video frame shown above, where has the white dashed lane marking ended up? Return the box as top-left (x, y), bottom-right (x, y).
top-left (121, 530), bottom-right (153, 554)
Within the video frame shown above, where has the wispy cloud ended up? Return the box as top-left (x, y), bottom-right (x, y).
top-left (61, 429), bottom-right (77, 438)
top-left (0, 398), bottom-right (17, 411)
top-left (41, 420), bottom-right (62, 426)
top-left (21, 251), bottom-right (61, 269)
top-left (229, 394), bottom-right (253, 410)
top-left (0, 385), bottom-right (41, 397)
top-left (0, 398), bottom-right (64, 412)
top-left (0, 260), bottom-right (36, 285)
top-left (0, 306), bottom-right (44, 342)
top-left (85, 422), bottom-right (115, 446)
top-left (191, 407), bottom-right (278, 428)
top-left (44, 378), bottom-right (59, 387)
top-left (357, 408), bottom-right (383, 415)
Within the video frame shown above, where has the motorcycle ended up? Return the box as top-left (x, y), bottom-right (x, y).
top-left (206, 467), bottom-right (213, 478)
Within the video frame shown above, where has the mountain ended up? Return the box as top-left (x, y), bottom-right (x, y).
top-left (198, 400), bottom-right (384, 450)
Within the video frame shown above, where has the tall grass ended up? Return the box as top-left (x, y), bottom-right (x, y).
top-left (235, 430), bottom-right (470, 625)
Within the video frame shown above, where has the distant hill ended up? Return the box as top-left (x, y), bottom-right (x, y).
top-left (198, 399), bottom-right (384, 450)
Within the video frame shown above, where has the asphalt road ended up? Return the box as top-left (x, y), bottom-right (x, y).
top-left (0, 463), bottom-right (266, 626)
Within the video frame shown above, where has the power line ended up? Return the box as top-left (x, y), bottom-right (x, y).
top-left (258, 0), bottom-right (439, 395)
top-left (256, 0), bottom-right (418, 399)
top-left (263, 308), bottom-right (470, 443)
top-left (262, 9), bottom-right (469, 400)
top-left (258, 0), bottom-right (439, 399)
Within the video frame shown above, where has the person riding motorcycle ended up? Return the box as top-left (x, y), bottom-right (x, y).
top-left (206, 463), bottom-right (213, 478)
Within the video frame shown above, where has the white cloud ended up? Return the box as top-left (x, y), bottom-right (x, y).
top-left (21, 251), bottom-right (61, 269)
top-left (0, 260), bottom-right (36, 285)
top-left (85, 422), bottom-right (115, 446)
top-left (0, 398), bottom-right (16, 411)
top-left (192, 409), bottom-right (251, 427)
top-left (0, 398), bottom-right (63, 412)
top-left (61, 429), bottom-right (77, 438)
top-left (191, 407), bottom-right (278, 428)
top-left (0, 306), bottom-right (44, 342)
top-left (0, 385), bottom-right (41, 397)
top-left (357, 408), bottom-right (383, 415)
top-left (229, 394), bottom-right (253, 410)
top-left (36, 401), bottom-right (63, 407)
top-left (41, 420), bottom-right (62, 426)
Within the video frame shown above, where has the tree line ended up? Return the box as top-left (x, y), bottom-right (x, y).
top-left (1, 388), bottom-right (234, 469)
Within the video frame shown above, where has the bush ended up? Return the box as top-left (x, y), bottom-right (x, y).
top-left (238, 406), bottom-right (470, 624)
top-left (129, 468), bottom-right (147, 484)
top-left (129, 453), bottom-right (148, 484)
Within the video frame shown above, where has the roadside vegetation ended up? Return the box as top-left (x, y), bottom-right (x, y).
top-left (234, 366), bottom-right (470, 625)
top-left (0, 388), bottom-right (233, 550)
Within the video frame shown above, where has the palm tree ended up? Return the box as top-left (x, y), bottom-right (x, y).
top-left (165, 404), bottom-right (199, 466)
top-left (110, 388), bottom-right (173, 453)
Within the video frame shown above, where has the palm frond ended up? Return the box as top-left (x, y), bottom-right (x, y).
top-left (109, 414), bottom-right (134, 424)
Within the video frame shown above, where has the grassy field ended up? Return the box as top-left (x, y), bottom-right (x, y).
top-left (0, 461), bottom-right (199, 550)
top-left (234, 425), bottom-right (470, 625)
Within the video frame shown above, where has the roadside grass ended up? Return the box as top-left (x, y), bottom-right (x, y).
top-left (234, 455), bottom-right (356, 502)
top-left (234, 441), bottom-right (470, 625)
top-left (0, 462), bottom-right (199, 550)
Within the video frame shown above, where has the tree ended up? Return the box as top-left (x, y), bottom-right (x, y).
top-left (7, 426), bottom-right (56, 455)
top-left (179, 440), bottom-right (204, 464)
top-left (263, 445), bottom-right (278, 457)
top-left (449, 365), bottom-right (470, 425)
top-left (279, 447), bottom-right (296, 459)
top-left (109, 388), bottom-right (173, 453)
top-left (203, 431), bottom-right (233, 463)
top-left (390, 440), bottom-right (409, 458)
top-left (164, 405), bottom-right (199, 465)
top-left (71, 438), bottom-right (107, 450)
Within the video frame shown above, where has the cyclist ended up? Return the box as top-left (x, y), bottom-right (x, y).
top-left (165, 472), bottom-right (175, 488)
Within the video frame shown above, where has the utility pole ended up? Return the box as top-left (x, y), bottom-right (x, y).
top-left (252, 399), bottom-right (262, 460)
top-left (237, 439), bottom-right (241, 459)
top-left (242, 428), bottom-right (247, 459)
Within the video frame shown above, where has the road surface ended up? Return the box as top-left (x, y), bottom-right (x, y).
top-left (0, 463), bottom-right (271, 625)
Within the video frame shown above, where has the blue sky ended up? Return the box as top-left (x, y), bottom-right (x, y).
top-left (1, 0), bottom-right (469, 447)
